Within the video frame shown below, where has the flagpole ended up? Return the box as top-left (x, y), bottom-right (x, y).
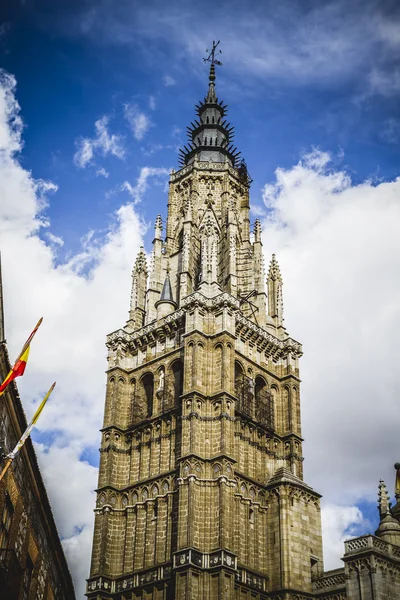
top-left (0, 457), bottom-right (12, 482)
top-left (0, 382), bottom-right (56, 482)
top-left (17, 317), bottom-right (43, 361)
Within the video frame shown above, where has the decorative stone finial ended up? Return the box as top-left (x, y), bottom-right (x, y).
top-left (133, 247), bottom-right (148, 275)
top-left (154, 215), bottom-right (163, 240)
top-left (378, 479), bottom-right (391, 518)
top-left (267, 254), bottom-right (282, 282)
top-left (254, 219), bottom-right (262, 243)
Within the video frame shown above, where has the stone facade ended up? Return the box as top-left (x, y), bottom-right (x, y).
top-left (0, 263), bottom-right (75, 599)
top-left (87, 62), bottom-right (400, 600)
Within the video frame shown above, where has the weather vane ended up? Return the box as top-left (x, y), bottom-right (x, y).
top-left (203, 40), bottom-right (223, 67)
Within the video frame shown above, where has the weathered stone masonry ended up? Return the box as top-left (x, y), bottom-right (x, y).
top-left (87, 61), bottom-right (400, 600)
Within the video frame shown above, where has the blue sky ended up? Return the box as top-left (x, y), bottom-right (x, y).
top-left (3, 0), bottom-right (400, 257)
top-left (1, 1), bottom-right (400, 598)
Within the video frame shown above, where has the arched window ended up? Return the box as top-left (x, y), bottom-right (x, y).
top-left (206, 116), bottom-right (209, 123)
top-left (212, 116), bottom-right (215, 124)
top-left (172, 360), bottom-right (184, 404)
top-left (141, 373), bottom-right (154, 417)
top-left (235, 361), bottom-right (244, 398)
top-left (255, 376), bottom-right (274, 430)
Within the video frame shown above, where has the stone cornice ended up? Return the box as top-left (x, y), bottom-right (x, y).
top-left (170, 161), bottom-right (245, 185)
top-left (106, 291), bottom-right (301, 364)
top-left (235, 312), bottom-right (303, 359)
top-left (106, 309), bottom-right (185, 350)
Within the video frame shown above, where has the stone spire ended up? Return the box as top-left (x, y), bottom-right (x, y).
top-left (160, 271), bottom-right (174, 303)
top-left (154, 214), bottom-right (163, 240)
top-left (0, 253), bottom-right (5, 343)
top-left (155, 267), bottom-right (177, 319)
top-left (128, 247), bottom-right (148, 329)
top-left (267, 254), bottom-right (284, 328)
top-left (378, 479), bottom-right (391, 518)
top-left (254, 219), bottom-right (262, 243)
top-left (179, 46), bottom-right (244, 171)
top-left (375, 478), bottom-right (400, 544)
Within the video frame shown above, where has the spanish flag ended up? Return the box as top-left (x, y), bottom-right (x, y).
top-left (0, 318), bottom-right (43, 396)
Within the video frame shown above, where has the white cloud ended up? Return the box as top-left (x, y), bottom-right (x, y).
top-left (96, 167), bottom-right (109, 178)
top-left (121, 166), bottom-right (170, 204)
top-left (74, 115), bottom-right (125, 168)
top-left (261, 149), bottom-right (400, 508)
top-left (0, 72), bottom-right (146, 598)
top-left (61, 1), bottom-right (400, 95)
top-left (46, 232), bottom-right (64, 247)
top-left (149, 95), bottom-right (156, 110)
top-left (260, 149), bottom-right (400, 569)
top-left (163, 75), bottom-right (176, 87)
top-left (368, 67), bottom-right (400, 97)
top-left (321, 504), bottom-right (369, 570)
top-left (124, 103), bottom-right (152, 141)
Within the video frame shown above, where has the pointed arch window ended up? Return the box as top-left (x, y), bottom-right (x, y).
top-left (172, 360), bottom-right (184, 404)
top-left (235, 362), bottom-right (251, 417)
top-left (255, 376), bottom-right (274, 430)
top-left (141, 373), bottom-right (154, 417)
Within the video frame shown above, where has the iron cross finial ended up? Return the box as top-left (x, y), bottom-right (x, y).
top-left (203, 40), bottom-right (223, 67)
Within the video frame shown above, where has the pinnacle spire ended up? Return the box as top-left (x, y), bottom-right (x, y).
top-left (267, 254), bottom-right (284, 327)
top-left (254, 219), bottom-right (262, 243)
top-left (154, 215), bottom-right (163, 240)
top-left (378, 479), bottom-right (391, 518)
top-left (178, 42), bottom-right (246, 174)
top-left (133, 246), bottom-right (148, 275)
top-left (267, 254), bottom-right (283, 282)
top-left (160, 272), bottom-right (174, 303)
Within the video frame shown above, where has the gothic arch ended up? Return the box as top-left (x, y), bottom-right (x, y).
top-left (234, 360), bottom-right (244, 395)
top-left (213, 344), bottom-right (223, 390)
top-left (170, 359), bottom-right (184, 404)
top-left (292, 386), bottom-right (300, 433)
top-left (140, 372), bottom-right (154, 417)
top-left (283, 385), bottom-right (291, 432)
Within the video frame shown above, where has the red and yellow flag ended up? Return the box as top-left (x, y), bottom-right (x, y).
top-left (0, 318), bottom-right (43, 396)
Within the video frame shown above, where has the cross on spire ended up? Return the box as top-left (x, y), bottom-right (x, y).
top-left (203, 40), bottom-right (223, 67)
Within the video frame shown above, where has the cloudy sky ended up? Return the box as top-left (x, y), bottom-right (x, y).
top-left (1, 0), bottom-right (400, 597)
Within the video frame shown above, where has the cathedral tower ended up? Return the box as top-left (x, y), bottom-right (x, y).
top-left (87, 47), bottom-right (324, 600)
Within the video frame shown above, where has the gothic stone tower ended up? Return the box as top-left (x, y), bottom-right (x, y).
top-left (87, 59), bottom-right (324, 600)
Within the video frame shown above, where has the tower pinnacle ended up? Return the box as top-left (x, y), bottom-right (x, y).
top-left (378, 479), bottom-right (391, 518)
top-left (179, 41), bottom-right (245, 171)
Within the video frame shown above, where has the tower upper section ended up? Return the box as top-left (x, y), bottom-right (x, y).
top-left (126, 50), bottom-right (292, 342)
top-left (178, 62), bottom-right (244, 170)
